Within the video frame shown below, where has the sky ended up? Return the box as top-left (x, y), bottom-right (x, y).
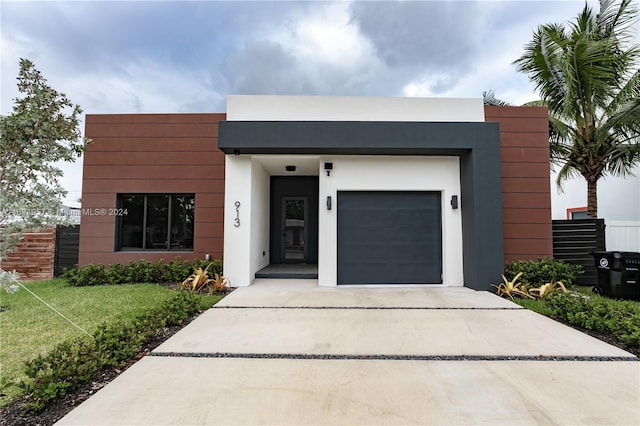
top-left (1, 0), bottom-right (639, 220)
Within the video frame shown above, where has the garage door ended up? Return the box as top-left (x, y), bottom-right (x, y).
top-left (337, 191), bottom-right (442, 284)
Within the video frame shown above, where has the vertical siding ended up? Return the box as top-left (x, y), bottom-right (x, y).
top-left (485, 106), bottom-right (553, 262)
top-left (1, 228), bottom-right (56, 280)
top-left (79, 113), bottom-right (226, 266)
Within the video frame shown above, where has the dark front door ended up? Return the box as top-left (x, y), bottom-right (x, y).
top-left (270, 176), bottom-right (319, 265)
top-left (337, 191), bottom-right (442, 284)
top-left (282, 197), bottom-right (307, 263)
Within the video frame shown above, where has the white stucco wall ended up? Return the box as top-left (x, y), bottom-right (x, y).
top-left (318, 156), bottom-right (463, 287)
top-left (227, 95), bottom-right (485, 122)
top-left (250, 159), bottom-right (271, 275)
top-left (223, 156), bottom-right (254, 287)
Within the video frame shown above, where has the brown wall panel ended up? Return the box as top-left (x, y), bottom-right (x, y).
top-left (502, 193), bottom-right (552, 209)
top-left (79, 113), bottom-right (226, 266)
top-left (504, 238), bottom-right (553, 255)
top-left (490, 117), bottom-right (549, 133)
top-left (503, 208), bottom-right (552, 224)
top-left (82, 179), bottom-right (225, 194)
top-left (83, 165), bottom-right (225, 180)
top-left (193, 237), bottom-right (224, 257)
top-left (504, 254), bottom-right (549, 262)
top-left (78, 237), bottom-right (115, 253)
top-left (502, 178), bottom-right (550, 193)
top-left (87, 113), bottom-right (221, 125)
top-left (87, 123), bottom-right (218, 138)
top-left (500, 147), bottom-right (549, 163)
top-left (195, 222), bottom-right (224, 237)
top-left (484, 106), bottom-right (548, 119)
top-left (83, 151), bottom-right (224, 166)
top-left (195, 207), bottom-right (224, 223)
top-left (503, 223), bottom-right (553, 240)
top-left (498, 132), bottom-right (552, 147)
top-left (79, 252), bottom-right (211, 266)
top-left (87, 138), bottom-right (221, 153)
top-left (195, 194), bottom-right (225, 208)
top-left (501, 162), bottom-right (551, 178)
top-left (485, 105), bottom-right (553, 264)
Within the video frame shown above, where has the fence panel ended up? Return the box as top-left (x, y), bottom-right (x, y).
top-left (605, 220), bottom-right (640, 252)
top-left (552, 219), bottom-right (605, 286)
top-left (54, 225), bottom-right (80, 276)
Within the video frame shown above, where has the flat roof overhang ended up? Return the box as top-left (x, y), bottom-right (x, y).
top-left (218, 121), bottom-right (496, 155)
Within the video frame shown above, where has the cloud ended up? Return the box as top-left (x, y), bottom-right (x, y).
top-left (225, 2), bottom-right (382, 96)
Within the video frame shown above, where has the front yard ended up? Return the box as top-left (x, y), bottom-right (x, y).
top-left (0, 279), bottom-right (219, 407)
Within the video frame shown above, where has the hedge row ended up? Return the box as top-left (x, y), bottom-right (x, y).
top-left (62, 258), bottom-right (222, 286)
top-left (17, 292), bottom-right (211, 411)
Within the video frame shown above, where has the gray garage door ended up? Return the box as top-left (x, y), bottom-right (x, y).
top-left (337, 191), bottom-right (442, 285)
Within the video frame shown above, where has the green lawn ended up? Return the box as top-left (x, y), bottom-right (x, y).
top-left (0, 279), bottom-right (212, 405)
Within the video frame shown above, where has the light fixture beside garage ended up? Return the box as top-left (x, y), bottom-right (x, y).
top-left (324, 162), bottom-right (333, 176)
top-left (285, 165), bottom-right (296, 172)
top-left (451, 195), bottom-right (459, 210)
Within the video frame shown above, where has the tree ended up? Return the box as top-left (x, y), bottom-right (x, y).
top-left (0, 58), bottom-right (85, 260)
top-left (513, 0), bottom-right (640, 218)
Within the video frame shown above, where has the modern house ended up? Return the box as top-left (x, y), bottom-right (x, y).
top-left (79, 96), bottom-right (552, 291)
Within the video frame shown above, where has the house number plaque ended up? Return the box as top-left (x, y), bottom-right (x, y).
top-left (234, 201), bottom-right (241, 227)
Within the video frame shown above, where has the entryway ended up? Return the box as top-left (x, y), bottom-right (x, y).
top-left (267, 175), bottom-right (319, 271)
top-left (255, 264), bottom-right (318, 279)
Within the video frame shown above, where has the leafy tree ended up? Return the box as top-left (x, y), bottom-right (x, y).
top-left (513, 0), bottom-right (640, 218)
top-left (0, 59), bottom-right (85, 261)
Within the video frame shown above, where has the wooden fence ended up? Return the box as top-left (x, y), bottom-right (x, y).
top-left (0, 228), bottom-right (56, 280)
top-left (1, 225), bottom-right (81, 281)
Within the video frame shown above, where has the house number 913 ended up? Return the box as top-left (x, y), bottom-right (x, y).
top-left (234, 201), bottom-right (241, 227)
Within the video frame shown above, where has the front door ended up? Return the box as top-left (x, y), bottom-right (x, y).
top-left (281, 197), bottom-right (307, 263)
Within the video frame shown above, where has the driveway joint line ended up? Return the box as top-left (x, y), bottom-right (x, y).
top-left (149, 352), bottom-right (639, 362)
top-left (214, 306), bottom-right (524, 310)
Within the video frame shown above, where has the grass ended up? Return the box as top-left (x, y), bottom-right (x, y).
top-left (0, 279), bottom-right (218, 406)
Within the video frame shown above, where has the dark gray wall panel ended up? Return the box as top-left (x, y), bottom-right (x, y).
top-left (337, 192), bottom-right (442, 285)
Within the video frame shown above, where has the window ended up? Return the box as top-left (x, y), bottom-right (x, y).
top-left (566, 207), bottom-right (588, 220)
top-left (117, 194), bottom-right (195, 251)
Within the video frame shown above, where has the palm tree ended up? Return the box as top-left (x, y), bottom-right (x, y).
top-left (513, 0), bottom-right (640, 218)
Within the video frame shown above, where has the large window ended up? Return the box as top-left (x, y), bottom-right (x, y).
top-left (117, 194), bottom-right (195, 251)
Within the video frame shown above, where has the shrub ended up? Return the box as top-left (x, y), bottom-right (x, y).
top-left (545, 292), bottom-right (640, 347)
top-left (18, 292), bottom-right (209, 411)
top-left (504, 258), bottom-right (583, 287)
top-left (63, 258), bottom-right (223, 286)
top-left (62, 263), bottom-right (109, 287)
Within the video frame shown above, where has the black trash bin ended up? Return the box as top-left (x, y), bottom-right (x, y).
top-left (591, 251), bottom-right (640, 300)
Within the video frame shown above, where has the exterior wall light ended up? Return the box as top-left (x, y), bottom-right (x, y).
top-left (324, 162), bottom-right (333, 176)
top-left (286, 165), bottom-right (296, 172)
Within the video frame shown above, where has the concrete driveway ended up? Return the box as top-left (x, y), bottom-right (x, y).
top-left (57, 280), bottom-right (639, 425)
